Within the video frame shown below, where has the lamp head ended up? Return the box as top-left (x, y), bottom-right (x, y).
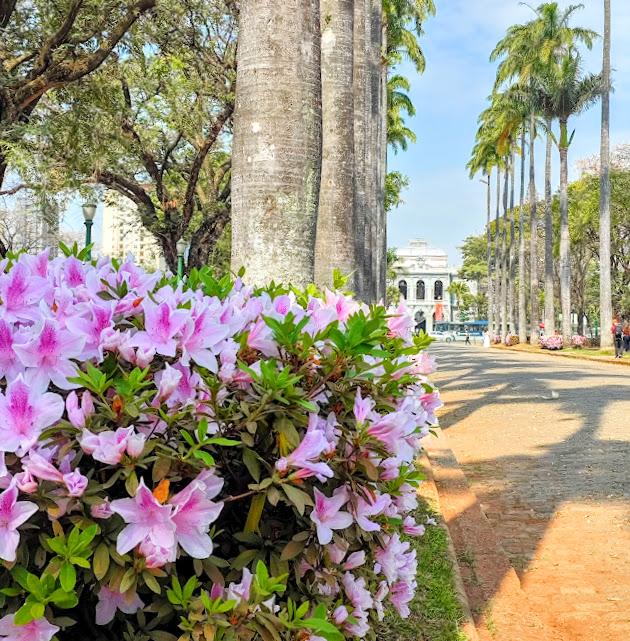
top-left (82, 203), bottom-right (97, 221)
top-left (176, 239), bottom-right (188, 256)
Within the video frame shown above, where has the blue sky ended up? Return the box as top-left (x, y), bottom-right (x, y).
top-left (387, 0), bottom-right (630, 265)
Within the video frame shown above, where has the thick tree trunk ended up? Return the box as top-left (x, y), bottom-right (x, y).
top-left (353, 0), bottom-right (367, 299)
top-left (508, 146), bottom-right (516, 335)
top-left (600, 0), bottom-right (613, 348)
top-left (486, 171), bottom-right (494, 339)
top-left (544, 120), bottom-right (555, 335)
top-left (314, 0), bottom-right (356, 289)
top-left (495, 167), bottom-right (501, 336)
top-left (376, 11), bottom-right (388, 301)
top-left (559, 119), bottom-right (572, 347)
top-left (518, 129), bottom-right (527, 343)
top-left (231, 0), bottom-right (322, 288)
top-left (362, 0), bottom-right (381, 303)
top-left (500, 162), bottom-right (508, 338)
top-left (529, 111), bottom-right (539, 343)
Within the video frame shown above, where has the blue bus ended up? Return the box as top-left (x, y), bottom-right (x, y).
top-left (435, 321), bottom-right (488, 338)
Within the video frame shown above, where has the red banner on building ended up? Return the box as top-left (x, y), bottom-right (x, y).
top-left (435, 302), bottom-right (444, 321)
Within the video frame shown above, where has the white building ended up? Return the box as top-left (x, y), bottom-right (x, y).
top-left (392, 238), bottom-right (472, 333)
top-left (101, 196), bottom-right (164, 270)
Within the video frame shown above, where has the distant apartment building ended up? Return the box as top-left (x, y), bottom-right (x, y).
top-left (101, 196), bottom-right (164, 270)
top-left (0, 195), bottom-right (55, 253)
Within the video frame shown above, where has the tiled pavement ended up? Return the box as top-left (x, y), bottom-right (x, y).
top-left (428, 343), bottom-right (630, 641)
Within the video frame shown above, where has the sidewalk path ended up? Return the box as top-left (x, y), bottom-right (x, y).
top-left (429, 343), bottom-right (630, 641)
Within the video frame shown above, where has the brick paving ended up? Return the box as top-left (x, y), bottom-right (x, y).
top-left (429, 343), bottom-right (630, 641)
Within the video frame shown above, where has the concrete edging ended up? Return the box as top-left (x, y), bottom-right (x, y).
top-left (418, 450), bottom-right (479, 641)
top-left (490, 343), bottom-right (630, 366)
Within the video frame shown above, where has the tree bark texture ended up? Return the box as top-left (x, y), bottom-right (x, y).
top-left (529, 112), bottom-right (540, 342)
top-left (500, 162), bottom-right (508, 338)
top-left (353, 0), bottom-right (367, 299)
top-left (376, 10), bottom-right (388, 301)
top-left (486, 172), bottom-right (494, 339)
top-left (600, 0), bottom-right (613, 347)
top-left (518, 129), bottom-right (527, 343)
top-left (544, 121), bottom-right (555, 335)
top-left (559, 119), bottom-right (572, 347)
top-left (495, 167), bottom-right (501, 334)
top-left (508, 146), bottom-right (516, 335)
top-left (314, 0), bottom-right (356, 289)
top-left (231, 0), bottom-right (322, 288)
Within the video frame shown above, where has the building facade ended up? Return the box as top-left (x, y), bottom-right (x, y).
top-left (392, 238), bottom-right (471, 333)
top-left (101, 196), bottom-right (164, 271)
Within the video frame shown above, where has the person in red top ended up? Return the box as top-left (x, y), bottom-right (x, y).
top-left (611, 318), bottom-right (624, 358)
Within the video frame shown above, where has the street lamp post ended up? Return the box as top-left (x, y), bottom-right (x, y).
top-left (82, 203), bottom-right (97, 260)
top-left (176, 239), bottom-right (187, 281)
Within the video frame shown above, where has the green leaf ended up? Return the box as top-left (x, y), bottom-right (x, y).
top-left (30, 602), bottom-right (45, 620)
top-left (244, 491), bottom-right (267, 533)
top-left (281, 484), bottom-right (312, 516)
top-left (193, 450), bottom-right (215, 466)
top-left (206, 437), bottom-right (240, 447)
top-left (242, 448), bottom-right (261, 482)
top-left (93, 543), bottom-right (110, 581)
top-left (182, 576), bottom-right (197, 601)
top-left (280, 540), bottom-right (303, 561)
top-left (142, 571), bottom-right (161, 594)
top-left (119, 568), bottom-right (136, 594)
top-left (13, 604), bottom-right (35, 626)
top-left (231, 549), bottom-right (257, 571)
top-left (60, 562), bottom-right (76, 592)
top-left (48, 589), bottom-right (78, 608)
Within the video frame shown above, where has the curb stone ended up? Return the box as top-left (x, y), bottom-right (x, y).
top-left (417, 450), bottom-right (479, 641)
top-left (489, 343), bottom-right (630, 367)
top-left (423, 429), bottom-right (552, 641)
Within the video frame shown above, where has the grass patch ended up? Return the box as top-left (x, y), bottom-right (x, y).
top-left (377, 499), bottom-right (468, 641)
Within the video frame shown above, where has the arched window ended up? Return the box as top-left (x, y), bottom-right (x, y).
top-left (434, 280), bottom-right (443, 300)
top-left (398, 280), bottom-right (408, 299)
top-left (416, 280), bottom-right (425, 300)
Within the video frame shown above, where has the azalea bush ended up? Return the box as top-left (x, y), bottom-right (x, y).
top-left (0, 248), bottom-right (441, 641)
top-left (572, 335), bottom-right (586, 348)
top-left (540, 335), bottom-right (563, 350)
top-left (492, 335), bottom-right (501, 345)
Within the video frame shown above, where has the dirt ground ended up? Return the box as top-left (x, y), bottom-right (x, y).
top-left (429, 343), bottom-right (630, 641)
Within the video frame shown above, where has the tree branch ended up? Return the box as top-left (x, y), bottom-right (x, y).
top-left (0, 0), bottom-right (17, 29)
top-left (0, 183), bottom-right (27, 196)
top-left (179, 104), bottom-right (233, 236)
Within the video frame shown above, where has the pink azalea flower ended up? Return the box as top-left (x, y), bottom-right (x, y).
top-left (247, 318), bottom-right (278, 357)
top-left (138, 536), bottom-right (176, 567)
top-left (62, 256), bottom-right (86, 288)
top-left (22, 452), bottom-right (64, 484)
top-left (126, 432), bottom-right (146, 458)
top-left (0, 262), bottom-right (52, 323)
top-left (0, 613), bottom-right (59, 641)
top-left (226, 568), bottom-right (253, 603)
top-left (14, 470), bottom-right (37, 494)
top-left (373, 581), bottom-right (389, 621)
top-left (275, 415), bottom-right (334, 482)
top-left (65, 391), bottom-right (94, 429)
top-left (135, 345), bottom-right (156, 368)
top-left (367, 411), bottom-right (415, 457)
top-left (95, 585), bottom-right (144, 625)
top-left (62, 470), bottom-right (88, 497)
top-left (14, 319), bottom-right (85, 390)
top-left (0, 483), bottom-right (38, 562)
top-left (310, 487), bottom-right (353, 544)
top-left (91, 499), bottom-right (114, 520)
top-left (156, 363), bottom-right (183, 401)
top-left (0, 376), bottom-right (64, 452)
top-left (0, 320), bottom-right (28, 380)
top-left (110, 479), bottom-right (176, 556)
top-left (132, 300), bottom-right (187, 357)
top-left (409, 350), bottom-right (437, 375)
top-left (403, 516), bottom-right (426, 536)
top-left (323, 290), bottom-right (358, 322)
top-left (169, 476), bottom-right (224, 558)
top-left (65, 300), bottom-right (115, 360)
top-left (421, 391), bottom-right (443, 424)
top-left (0, 454), bottom-right (11, 490)
top-left (386, 301), bottom-right (414, 340)
top-left (343, 551), bottom-right (366, 570)
top-left (353, 388), bottom-right (375, 425)
top-left (333, 605), bottom-right (349, 624)
top-left (180, 305), bottom-right (230, 371)
top-left (19, 248), bottom-right (50, 279)
top-left (353, 492), bottom-right (391, 532)
top-left (389, 580), bottom-right (416, 618)
top-left (79, 426), bottom-right (134, 465)
top-left (374, 533), bottom-right (417, 586)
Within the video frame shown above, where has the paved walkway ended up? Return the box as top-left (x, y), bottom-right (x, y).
top-left (429, 343), bottom-right (630, 641)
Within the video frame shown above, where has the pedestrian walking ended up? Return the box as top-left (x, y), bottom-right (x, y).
top-left (483, 330), bottom-right (491, 349)
top-left (623, 321), bottom-right (630, 353)
top-left (612, 318), bottom-right (624, 358)
top-left (465, 328), bottom-right (471, 345)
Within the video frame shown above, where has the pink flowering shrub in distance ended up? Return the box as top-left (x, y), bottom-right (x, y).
top-left (572, 335), bottom-right (586, 348)
top-left (0, 248), bottom-right (441, 641)
top-left (540, 335), bottom-right (563, 350)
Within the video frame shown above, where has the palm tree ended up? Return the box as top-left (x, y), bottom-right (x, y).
top-left (314, 0), bottom-right (356, 289)
top-left (518, 126), bottom-right (528, 343)
top-left (542, 50), bottom-right (602, 346)
top-left (232, 0), bottom-right (322, 287)
top-left (600, 0), bottom-right (613, 347)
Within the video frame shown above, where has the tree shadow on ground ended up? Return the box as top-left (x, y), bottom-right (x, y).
top-left (426, 344), bottom-right (630, 639)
